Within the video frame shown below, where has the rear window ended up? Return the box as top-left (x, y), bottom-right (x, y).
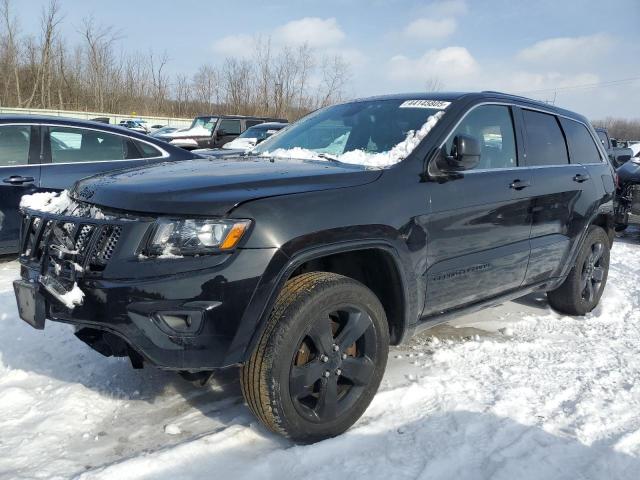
top-left (560, 119), bottom-right (602, 164)
top-left (522, 110), bottom-right (569, 166)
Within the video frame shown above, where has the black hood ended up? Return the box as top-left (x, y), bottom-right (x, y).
top-left (71, 156), bottom-right (382, 216)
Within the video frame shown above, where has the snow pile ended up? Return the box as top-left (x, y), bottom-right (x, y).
top-left (0, 236), bottom-right (640, 478)
top-left (264, 111), bottom-right (444, 168)
top-left (20, 190), bottom-right (72, 214)
top-left (57, 283), bottom-right (85, 309)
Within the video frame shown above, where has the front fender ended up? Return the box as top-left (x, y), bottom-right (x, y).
top-left (224, 232), bottom-right (418, 365)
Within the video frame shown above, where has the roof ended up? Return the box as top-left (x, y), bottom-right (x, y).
top-left (193, 114), bottom-right (287, 121)
top-left (351, 91), bottom-right (587, 122)
top-left (248, 122), bottom-right (288, 128)
top-left (0, 114), bottom-right (198, 154)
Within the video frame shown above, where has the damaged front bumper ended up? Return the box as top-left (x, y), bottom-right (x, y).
top-left (15, 207), bottom-right (278, 371)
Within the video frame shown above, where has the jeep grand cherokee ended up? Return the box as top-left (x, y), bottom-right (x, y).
top-left (13, 92), bottom-right (616, 443)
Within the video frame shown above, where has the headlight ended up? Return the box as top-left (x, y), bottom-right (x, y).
top-left (146, 218), bottom-right (251, 256)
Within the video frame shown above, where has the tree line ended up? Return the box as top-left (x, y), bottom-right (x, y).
top-left (0, 0), bottom-right (350, 120)
top-left (592, 118), bottom-right (640, 142)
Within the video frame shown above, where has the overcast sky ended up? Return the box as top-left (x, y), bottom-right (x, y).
top-left (15, 0), bottom-right (640, 119)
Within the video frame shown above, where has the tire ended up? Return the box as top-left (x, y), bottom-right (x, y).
top-left (241, 272), bottom-right (389, 443)
top-left (547, 225), bottom-right (610, 315)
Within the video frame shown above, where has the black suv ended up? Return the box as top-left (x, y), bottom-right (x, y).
top-left (13, 92), bottom-right (615, 443)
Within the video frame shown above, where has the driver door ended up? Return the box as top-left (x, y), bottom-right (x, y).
top-left (423, 104), bottom-right (533, 315)
top-left (213, 119), bottom-right (242, 148)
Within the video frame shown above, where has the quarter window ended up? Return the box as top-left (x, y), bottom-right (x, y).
top-left (49, 127), bottom-right (141, 163)
top-left (522, 110), bottom-right (569, 166)
top-left (560, 119), bottom-right (602, 164)
top-left (0, 125), bottom-right (31, 166)
top-left (445, 105), bottom-right (518, 170)
top-left (133, 140), bottom-right (162, 158)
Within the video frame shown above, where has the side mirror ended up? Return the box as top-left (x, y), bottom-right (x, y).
top-left (215, 130), bottom-right (225, 137)
top-left (434, 134), bottom-right (481, 173)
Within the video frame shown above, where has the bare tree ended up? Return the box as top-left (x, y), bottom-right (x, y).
top-left (424, 77), bottom-right (443, 92)
top-left (317, 54), bottom-right (350, 107)
top-left (1, 0), bottom-right (22, 105)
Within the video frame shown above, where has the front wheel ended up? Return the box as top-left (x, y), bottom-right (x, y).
top-left (547, 225), bottom-right (610, 315)
top-left (241, 272), bottom-right (389, 443)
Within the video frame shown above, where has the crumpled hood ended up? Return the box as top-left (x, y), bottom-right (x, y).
top-left (617, 158), bottom-right (640, 186)
top-left (71, 156), bottom-right (382, 216)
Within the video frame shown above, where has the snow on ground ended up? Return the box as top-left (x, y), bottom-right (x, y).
top-left (1, 230), bottom-right (640, 479)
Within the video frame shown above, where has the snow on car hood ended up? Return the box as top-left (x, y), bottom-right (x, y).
top-left (164, 125), bottom-right (212, 139)
top-left (262, 111), bottom-right (444, 168)
top-left (222, 137), bottom-right (256, 151)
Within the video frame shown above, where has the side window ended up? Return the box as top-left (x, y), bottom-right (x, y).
top-left (245, 120), bottom-right (263, 128)
top-left (596, 130), bottom-right (609, 148)
top-left (560, 119), bottom-right (602, 164)
top-left (218, 119), bottom-right (241, 135)
top-left (522, 110), bottom-right (569, 166)
top-left (133, 140), bottom-right (162, 158)
top-left (445, 105), bottom-right (517, 170)
top-left (50, 127), bottom-right (128, 163)
top-left (0, 125), bottom-right (31, 166)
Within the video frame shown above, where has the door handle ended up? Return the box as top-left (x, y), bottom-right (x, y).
top-left (509, 179), bottom-right (531, 190)
top-left (3, 175), bottom-right (35, 185)
top-left (573, 173), bottom-right (591, 183)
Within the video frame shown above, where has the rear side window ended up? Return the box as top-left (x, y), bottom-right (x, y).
top-left (560, 119), bottom-right (602, 164)
top-left (445, 105), bottom-right (518, 170)
top-left (49, 127), bottom-right (142, 163)
top-left (133, 140), bottom-right (162, 158)
top-left (522, 110), bottom-right (569, 166)
top-left (0, 125), bottom-right (31, 166)
top-left (218, 119), bottom-right (241, 135)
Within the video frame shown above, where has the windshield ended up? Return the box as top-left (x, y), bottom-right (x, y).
top-left (252, 99), bottom-right (448, 167)
top-left (238, 125), bottom-right (281, 141)
top-left (190, 116), bottom-right (218, 134)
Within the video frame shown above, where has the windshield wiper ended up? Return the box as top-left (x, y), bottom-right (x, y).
top-left (317, 152), bottom-right (341, 163)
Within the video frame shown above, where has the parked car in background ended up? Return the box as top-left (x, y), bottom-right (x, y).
top-left (194, 121), bottom-right (288, 158)
top-left (630, 142), bottom-right (640, 158)
top-left (614, 157), bottom-right (640, 231)
top-left (149, 124), bottom-right (165, 130)
top-left (119, 119), bottom-right (150, 134)
top-left (158, 115), bottom-right (286, 150)
top-left (150, 126), bottom-right (179, 138)
top-left (13, 92), bottom-right (615, 443)
top-left (595, 127), bottom-right (633, 167)
top-left (0, 115), bottom-right (198, 254)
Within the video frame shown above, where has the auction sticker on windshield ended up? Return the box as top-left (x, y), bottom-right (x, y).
top-left (399, 100), bottom-right (451, 109)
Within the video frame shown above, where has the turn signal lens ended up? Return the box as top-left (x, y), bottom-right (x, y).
top-left (220, 221), bottom-right (250, 250)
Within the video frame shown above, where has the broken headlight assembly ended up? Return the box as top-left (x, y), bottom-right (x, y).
top-left (145, 218), bottom-right (251, 256)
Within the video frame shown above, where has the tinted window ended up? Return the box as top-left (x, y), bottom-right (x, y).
top-left (445, 105), bottom-right (517, 169)
top-left (522, 110), bottom-right (568, 166)
top-left (560, 119), bottom-right (602, 164)
top-left (0, 125), bottom-right (31, 166)
top-left (49, 127), bottom-right (136, 163)
top-left (218, 119), bottom-right (241, 135)
top-left (245, 120), bottom-right (263, 128)
top-left (134, 140), bottom-right (162, 158)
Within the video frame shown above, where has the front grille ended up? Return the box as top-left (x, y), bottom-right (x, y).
top-left (20, 214), bottom-right (123, 273)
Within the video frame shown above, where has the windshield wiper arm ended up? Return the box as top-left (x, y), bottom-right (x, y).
top-left (317, 152), bottom-right (340, 162)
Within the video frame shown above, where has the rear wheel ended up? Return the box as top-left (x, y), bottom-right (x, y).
top-left (241, 272), bottom-right (389, 443)
top-left (547, 226), bottom-right (610, 315)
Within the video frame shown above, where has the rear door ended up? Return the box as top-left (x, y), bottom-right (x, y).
top-left (38, 125), bottom-right (157, 190)
top-left (520, 108), bottom-right (595, 284)
top-left (0, 124), bottom-right (41, 254)
top-left (424, 104), bottom-right (533, 315)
top-left (213, 119), bottom-right (242, 147)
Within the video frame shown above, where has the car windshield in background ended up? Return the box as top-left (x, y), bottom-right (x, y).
top-left (190, 116), bottom-right (218, 133)
top-left (252, 99), bottom-right (447, 167)
top-left (239, 125), bottom-right (278, 141)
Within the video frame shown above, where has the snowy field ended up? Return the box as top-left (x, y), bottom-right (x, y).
top-left (1, 230), bottom-right (639, 480)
